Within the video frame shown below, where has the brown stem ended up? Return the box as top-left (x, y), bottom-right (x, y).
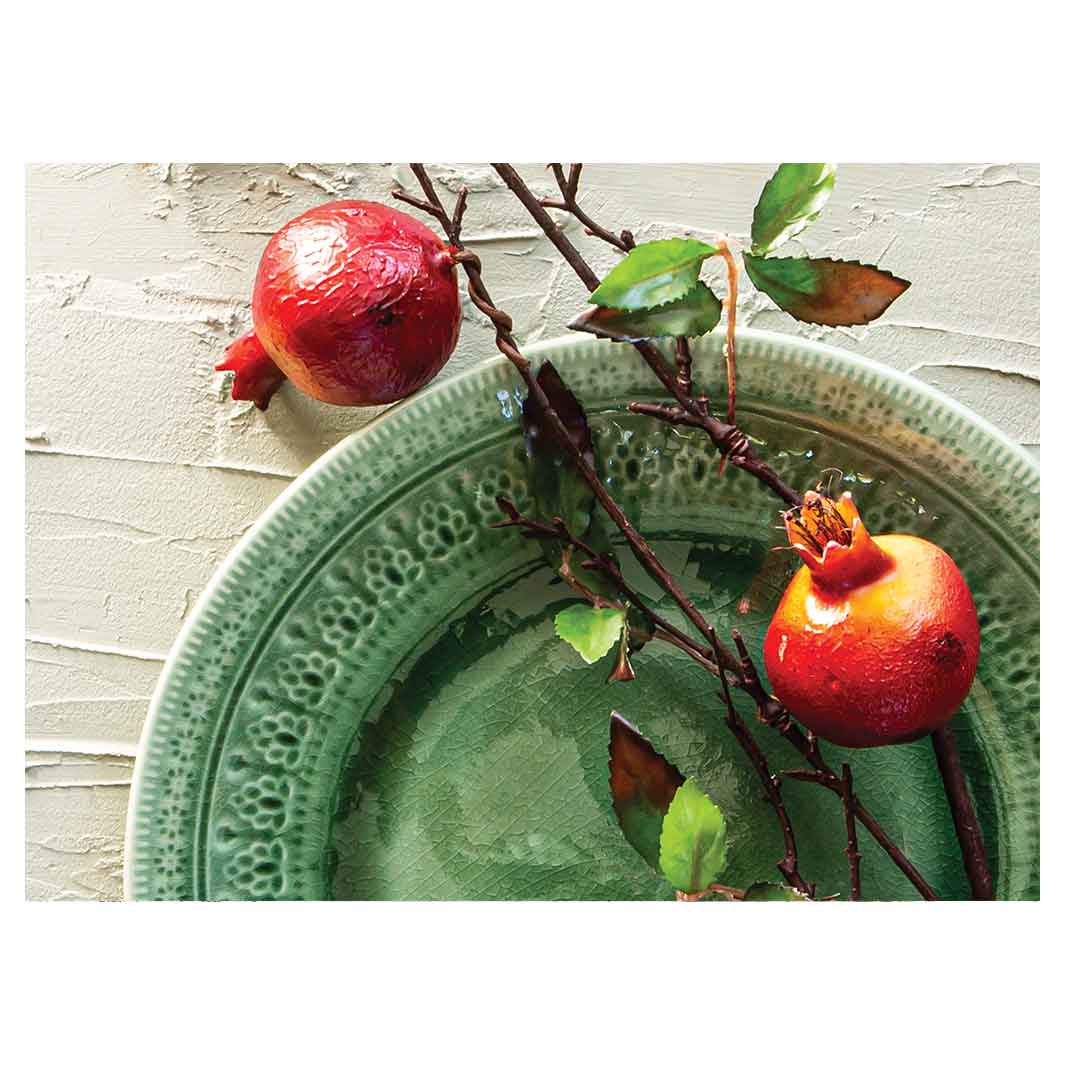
top-left (931, 725), bottom-right (994, 899)
top-left (494, 497), bottom-right (743, 682)
top-left (842, 764), bottom-right (861, 901)
top-left (558, 546), bottom-right (623, 610)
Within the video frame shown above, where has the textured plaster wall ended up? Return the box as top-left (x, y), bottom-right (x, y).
top-left (24, 162), bottom-right (1040, 900)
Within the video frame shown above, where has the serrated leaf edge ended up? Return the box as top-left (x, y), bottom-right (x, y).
top-left (568, 282), bottom-right (723, 342)
top-left (743, 253), bottom-right (911, 326)
top-left (658, 779), bottom-right (728, 894)
top-left (589, 239), bottom-right (719, 312)
top-left (554, 603), bottom-right (625, 664)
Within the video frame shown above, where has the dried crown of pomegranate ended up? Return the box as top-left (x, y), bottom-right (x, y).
top-left (784, 490), bottom-right (893, 592)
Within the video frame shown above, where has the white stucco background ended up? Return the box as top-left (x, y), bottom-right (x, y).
top-left (25, 162), bottom-right (1039, 900)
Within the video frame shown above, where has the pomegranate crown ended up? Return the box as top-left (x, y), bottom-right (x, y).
top-left (783, 489), bottom-right (891, 590)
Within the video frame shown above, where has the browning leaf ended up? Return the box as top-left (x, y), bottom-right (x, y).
top-left (743, 254), bottom-right (910, 326)
top-left (522, 360), bottom-right (597, 540)
top-left (608, 712), bottom-right (684, 870)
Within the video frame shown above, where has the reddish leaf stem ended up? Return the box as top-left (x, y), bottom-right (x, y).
top-left (718, 241), bottom-right (740, 425)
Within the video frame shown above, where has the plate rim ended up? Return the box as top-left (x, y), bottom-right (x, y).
top-left (123, 327), bottom-right (1039, 899)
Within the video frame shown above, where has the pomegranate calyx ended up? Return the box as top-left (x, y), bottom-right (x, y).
top-left (785, 490), bottom-right (892, 592)
top-left (216, 330), bottom-right (286, 411)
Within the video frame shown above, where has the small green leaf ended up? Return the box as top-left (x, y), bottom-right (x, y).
top-left (590, 238), bottom-right (718, 311)
top-left (658, 779), bottom-right (727, 894)
top-left (608, 712), bottom-right (684, 871)
top-left (743, 254), bottom-right (910, 326)
top-left (751, 163), bottom-right (836, 255)
top-left (743, 881), bottom-right (811, 902)
top-left (569, 282), bottom-right (722, 341)
top-left (555, 604), bottom-right (625, 664)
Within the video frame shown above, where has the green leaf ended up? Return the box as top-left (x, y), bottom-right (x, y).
top-left (751, 163), bottom-right (837, 255)
top-left (554, 604), bottom-right (625, 664)
top-left (743, 881), bottom-right (811, 902)
top-left (522, 360), bottom-right (598, 540)
top-left (589, 238), bottom-right (718, 311)
top-left (658, 779), bottom-right (727, 894)
top-left (743, 254), bottom-right (910, 326)
top-left (608, 712), bottom-right (685, 871)
top-left (569, 282), bottom-right (722, 341)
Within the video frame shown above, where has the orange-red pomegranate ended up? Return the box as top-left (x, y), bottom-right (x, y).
top-left (764, 490), bottom-right (980, 748)
top-left (216, 200), bottom-right (461, 409)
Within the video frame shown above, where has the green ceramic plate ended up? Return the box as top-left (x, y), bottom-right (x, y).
top-left (125, 330), bottom-right (1039, 901)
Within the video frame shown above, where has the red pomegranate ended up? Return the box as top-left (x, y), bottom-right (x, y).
top-left (216, 200), bottom-right (461, 409)
top-left (764, 490), bottom-right (980, 748)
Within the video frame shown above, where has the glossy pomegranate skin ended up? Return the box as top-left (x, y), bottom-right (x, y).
top-left (764, 495), bottom-right (980, 748)
top-left (251, 200), bottom-right (460, 406)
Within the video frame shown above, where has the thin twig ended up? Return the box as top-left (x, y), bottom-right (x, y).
top-left (842, 764), bottom-right (861, 901)
top-left (493, 496), bottom-right (741, 681)
top-left (541, 163), bottom-right (637, 253)
top-left (780, 756), bottom-right (938, 899)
